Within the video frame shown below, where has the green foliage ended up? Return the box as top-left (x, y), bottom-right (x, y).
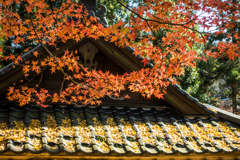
top-left (97, 0), bottom-right (145, 26)
top-left (178, 27), bottom-right (240, 114)
top-left (0, 27), bottom-right (4, 68)
top-left (178, 0), bottom-right (240, 114)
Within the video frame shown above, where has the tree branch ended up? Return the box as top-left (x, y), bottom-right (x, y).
top-left (116, 0), bottom-right (206, 50)
top-left (23, 3), bottom-right (127, 102)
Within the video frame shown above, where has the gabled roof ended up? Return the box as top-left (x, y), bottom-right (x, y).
top-left (1, 1), bottom-right (240, 159)
top-left (1, 38), bottom-right (240, 125)
top-left (0, 104), bottom-right (239, 159)
top-left (0, 38), bottom-right (143, 95)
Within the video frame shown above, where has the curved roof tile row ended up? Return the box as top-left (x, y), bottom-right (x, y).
top-left (0, 104), bottom-right (239, 156)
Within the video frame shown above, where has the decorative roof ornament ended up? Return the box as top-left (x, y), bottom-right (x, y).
top-left (81, 0), bottom-right (97, 12)
top-left (79, 41), bottom-right (98, 70)
top-left (80, 0), bottom-right (108, 27)
top-left (96, 5), bottom-right (108, 27)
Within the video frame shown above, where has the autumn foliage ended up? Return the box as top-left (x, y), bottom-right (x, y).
top-left (0, 0), bottom-right (239, 107)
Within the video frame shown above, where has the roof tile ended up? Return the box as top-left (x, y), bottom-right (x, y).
top-left (0, 104), bottom-right (239, 156)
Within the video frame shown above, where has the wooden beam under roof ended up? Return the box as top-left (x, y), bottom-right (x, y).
top-left (0, 153), bottom-right (239, 159)
top-left (89, 38), bottom-right (144, 72)
top-left (163, 85), bottom-right (211, 115)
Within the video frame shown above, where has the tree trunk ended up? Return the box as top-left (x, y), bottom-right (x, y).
top-left (231, 0), bottom-right (239, 114)
top-left (231, 84), bottom-right (237, 114)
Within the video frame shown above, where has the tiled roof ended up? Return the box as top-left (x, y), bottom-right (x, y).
top-left (0, 104), bottom-right (239, 156)
top-left (170, 83), bottom-right (240, 124)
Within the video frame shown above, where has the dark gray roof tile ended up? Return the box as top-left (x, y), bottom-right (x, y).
top-left (0, 104), bottom-right (239, 156)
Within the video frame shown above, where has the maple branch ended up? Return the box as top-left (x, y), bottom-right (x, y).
top-left (24, 71), bottom-right (38, 84)
top-left (60, 75), bottom-right (66, 94)
top-left (117, 0), bottom-right (192, 26)
top-left (116, 0), bottom-right (206, 49)
top-left (23, 59), bottom-right (46, 86)
top-left (23, 4), bottom-right (88, 89)
top-left (108, 94), bottom-right (126, 100)
top-left (145, 21), bottom-right (163, 69)
top-left (36, 66), bottom-right (46, 88)
top-left (151, 9), bottom-right (202, 27)
top-left (22, 3), bottom-right (128, 103)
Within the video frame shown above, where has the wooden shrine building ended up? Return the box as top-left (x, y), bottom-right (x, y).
top-left (0, 0), bottom-right (240, 159)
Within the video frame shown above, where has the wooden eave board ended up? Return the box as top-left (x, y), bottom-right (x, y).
top-left (0, 153), bottom-right (239, 159)
top-left (164, 85), bottom-right (210, 115)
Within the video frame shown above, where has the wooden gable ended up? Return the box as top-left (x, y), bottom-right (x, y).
top-left (0, 37), bottom-right (232, 117)
top-left (0, 38), bottom-right (170, 107)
